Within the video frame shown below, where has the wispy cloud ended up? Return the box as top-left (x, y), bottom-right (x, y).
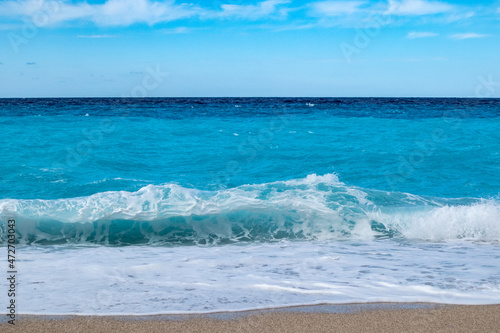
top-left (406, 31), bottom-right (438, 39)
top-left (388, 0), bottom-right (454, 16)
top-left (161, 27), bottom-right (192, 34)
top-left (307, 0), bottom-right (467, 29)
top-left (446, 11), bottom-right (474, 22)
top-left (217, 0), bottom-right (291, 20)
top-left (76, 34), bottom-right (117, 38)
top-left (92, 0), bottom-right (202, 26)
top-left (0, 0), bottom-right (493, 30)
top-left (309, 1), bottom-right (367, 16)
top-left (0, 23), bottom-right (22, 30)
top-left (450, 33), bottom-right (489, 40)
top-left (0, 0), bottom-right (293, 26)
top-left (26, 62), bottom-right (36, 65)
top-left (268, 23), bottom-right (317, 32)
top-left (0, 0), bottom-right (203, 26)
top-left (394, 56), bottom-right (446, 62)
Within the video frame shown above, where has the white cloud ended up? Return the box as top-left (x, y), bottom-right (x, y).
top-left (406, 31), bottom-right (438, 39)
top-left (93, 0), bottom-right (201, 26)
top-left (270, 23), bottom-right (317, 31)
top-left (387, 0), bottom-right (454, 15)
top-left (446, 11), bottom-right (474, 22)
top-left (0, 0), bottom-right (485, 29)
top-left (161, 26), bottom-right (192, 34)
top-left (0, 0), bottom-right (202, 26)
top-left (309, 1), bottom-right (367, 16)
top-left (0, 0), bottom-right (33, 16)
top-left (0, 0), bottom-right (293, 26)
top-left (76, 35), bottom-right (117, 38)
top-left (218, 0), bottom-right (291, 19)
top-left (450, 33), bottom-right (488, 40)
top-left (0, 23), bottom-right (23, 30)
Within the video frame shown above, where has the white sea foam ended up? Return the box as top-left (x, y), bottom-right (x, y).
top-left (374, 202), bottom-right (500, 242)
top-left (5, 240), bottom-right (500, 315)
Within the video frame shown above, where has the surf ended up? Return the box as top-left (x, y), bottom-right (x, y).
top-left (1, 174), bottom-right (498, 245)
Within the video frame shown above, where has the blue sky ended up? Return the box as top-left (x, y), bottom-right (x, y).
top-left (0, 0), bottom-right (499, 97)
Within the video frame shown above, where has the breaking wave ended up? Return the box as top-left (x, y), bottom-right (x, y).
top-left (1, 174), bottom-right (499, 245)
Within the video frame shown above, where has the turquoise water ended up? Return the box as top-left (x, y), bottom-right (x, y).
top-left (1, 98), bottom-right (499, 200)
top-left (0, 98), bottom-right (499, 314)
top-left (1, 98), bottom-right (499, 244)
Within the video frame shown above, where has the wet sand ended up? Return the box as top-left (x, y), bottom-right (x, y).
top-left (2, 303), bottom-right (500, 333)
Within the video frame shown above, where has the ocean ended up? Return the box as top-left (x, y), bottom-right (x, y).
top-left (1, 97), bottom-right (499, 315)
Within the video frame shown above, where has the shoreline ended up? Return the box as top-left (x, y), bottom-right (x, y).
top-left (3, 303), bottom-right (500, 332)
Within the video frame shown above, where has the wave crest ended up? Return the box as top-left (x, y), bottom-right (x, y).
top-left (1, 174), bottom-right (499, 245)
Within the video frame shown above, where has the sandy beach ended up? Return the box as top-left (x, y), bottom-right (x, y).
top-left (2, 303), bottom-right (499, 333)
